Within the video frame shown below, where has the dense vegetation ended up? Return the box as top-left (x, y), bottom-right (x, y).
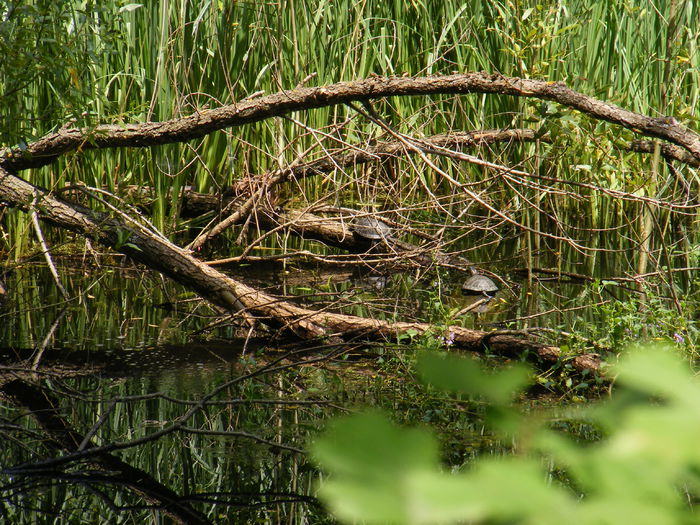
top-left (1, 0), bottom-right (700, 522)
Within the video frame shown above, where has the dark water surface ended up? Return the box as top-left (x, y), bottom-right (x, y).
top-left (0, 245), bottom-right (686, 522)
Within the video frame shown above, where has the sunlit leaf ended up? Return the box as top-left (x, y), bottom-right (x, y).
top-left (118, 3), bottom-right (143, 13)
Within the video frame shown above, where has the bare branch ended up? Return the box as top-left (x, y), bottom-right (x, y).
top-left (3, 73), bottom-right (698, 171)
top-left (0, 166), bottom-right (596, 370)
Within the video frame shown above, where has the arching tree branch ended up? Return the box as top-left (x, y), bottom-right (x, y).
top-left (2, 73), bottom-right (698, 172)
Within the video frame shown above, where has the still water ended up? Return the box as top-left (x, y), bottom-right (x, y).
top-left (0, 244), bottom-right (686, 522)
top-left (0, 261), bottom-right (508, 523)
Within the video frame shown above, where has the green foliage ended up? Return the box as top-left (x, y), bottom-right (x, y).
top-left (312, 346), bottom-right (700, 524)
top-left (417, 351), bottom-right (530, 406)
top-left (3, 0), bottom-right (700, 287)
top-left (0, 1), bottom-right (124, 142)
top-left (313, 412), bottom-right (442, 523)
top-left (2, 1), bottom-right (700, 521)
top-left (572, 281), bottom-right (697, 352)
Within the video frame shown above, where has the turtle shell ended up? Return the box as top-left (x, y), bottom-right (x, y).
top-left (351, 216), bottom-right (392, 241)
top-left (462, 273), bottom-right (498, 294)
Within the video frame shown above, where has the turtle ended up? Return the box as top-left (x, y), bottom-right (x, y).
top-left (350, 216), bottom-right (393, 245)
top-left (462, 267), bottom-right (498, 296)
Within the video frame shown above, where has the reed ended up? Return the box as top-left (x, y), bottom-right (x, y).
top-left (1, 0), bottom-right (699, 279)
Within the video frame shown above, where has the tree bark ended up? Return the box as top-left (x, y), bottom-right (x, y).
top-left (3, 73), bottom-right (698, 172)
top-left (0, 166), bottom-right (598, 372)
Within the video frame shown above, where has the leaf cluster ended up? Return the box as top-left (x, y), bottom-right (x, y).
top-left (312, 345), bottom-right (700, 524)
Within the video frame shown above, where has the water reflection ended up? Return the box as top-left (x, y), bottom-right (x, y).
top-left (0, 247), bottom-right (691, 521)
top-left (0, 342), bottom-right (334, 522)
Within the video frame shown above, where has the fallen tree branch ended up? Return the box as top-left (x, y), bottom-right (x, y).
top-left (184, 128), bottom-right (546, 250)
top-left (3, 73), bottom-right (698, 172)
top-left (0, 166), bottom-right (599, 372)
top-left (629, 139), bottom-right (700, 167)
top-left (240, 207), bottom-right (478, 272)
top-left (226, 128), bottom-right (548, 195)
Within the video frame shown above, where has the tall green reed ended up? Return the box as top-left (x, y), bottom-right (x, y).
top-left (1, 0), bottom-right (698, 272)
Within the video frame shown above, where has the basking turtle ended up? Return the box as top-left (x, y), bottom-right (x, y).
top-left (350, 216), bottom-right (393, 245)
top-left (462, 267), bottom-right (498, 296)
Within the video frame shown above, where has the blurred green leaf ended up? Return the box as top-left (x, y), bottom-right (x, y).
top-left (314, 346), bottom-right (700, 524)
top-left (311, 411), bottom-right (440, 523)
top-left (312, 411), bottom-right (438, 478)
top-left (312, 413), bottom-right (573, 525)
top-left (614, 345), bottom-right (699, 405)
top-left (417, 352), bottom-right (529, 405)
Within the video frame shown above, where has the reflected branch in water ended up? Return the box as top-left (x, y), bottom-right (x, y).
top-left (0, 378), bottom-right (212, 525)
top-left (0, 344), bottom-right (338, 522)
